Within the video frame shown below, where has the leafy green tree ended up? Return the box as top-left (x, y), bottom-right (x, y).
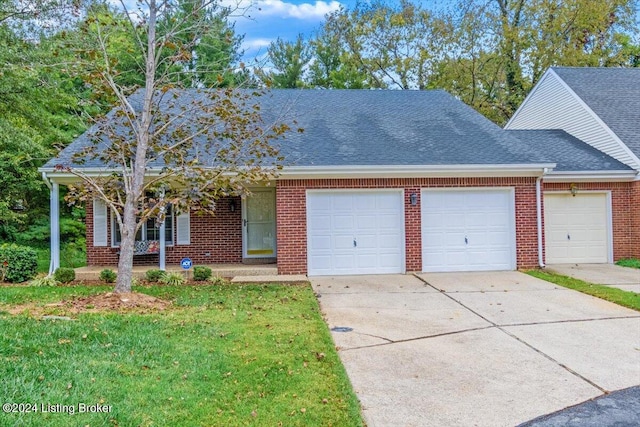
top-left (318, 1), bottom-right (447, 90)
top-left (308, 30), bottom-right (369, 89)
top-left (259, 34), bottom-right (311, 88)
top-left (0, 21), bottom-right (86, 240)
top-left (431, 0), bottom-right (638, 123)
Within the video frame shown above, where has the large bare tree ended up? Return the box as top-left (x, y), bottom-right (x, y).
top-left (58, 0), bottom-right (292, 293)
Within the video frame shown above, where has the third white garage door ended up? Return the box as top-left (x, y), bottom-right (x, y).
top-left (307, 190), bottom-right (404, 276)
top-left (422, 189), bottom-right (516, 272)
top-left (544, 192), bottom-right (610, 264)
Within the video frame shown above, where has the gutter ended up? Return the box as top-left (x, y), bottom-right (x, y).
top-left (279, 164), bottom-right (557, 179)
top-left (536, 169), bottom-right (549, 268)
top-left (543, 170), bottom-right (638, 183)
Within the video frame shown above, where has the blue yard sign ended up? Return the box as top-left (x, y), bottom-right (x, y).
top-left (180, 258), bottom-right (192, 270)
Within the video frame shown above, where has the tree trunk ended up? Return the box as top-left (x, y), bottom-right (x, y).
top-left (114, 200), bottom-right (137, 293)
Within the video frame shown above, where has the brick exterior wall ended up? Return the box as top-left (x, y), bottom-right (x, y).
top-left (633, 181), bottom-right (640, 259)
top-left (276, 177), bottom-right (540, 275)
top-left (86, 197), bottom-right (243, 266)
top-left (85, 178), bottom-right (637, 272)
top-left (543, 182), bottom-right (636, 260)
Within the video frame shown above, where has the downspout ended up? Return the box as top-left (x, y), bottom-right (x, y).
top-left (536, 168), bottom-right (548, 268)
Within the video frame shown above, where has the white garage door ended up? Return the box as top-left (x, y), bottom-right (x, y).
top-left (307, 190), bottom-right (404, 276)
top-left (544, 193), bottom-right (610, 264)
top-left (422, 189), bottom-right (516, 272)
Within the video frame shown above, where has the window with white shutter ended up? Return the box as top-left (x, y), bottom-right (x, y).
top-left (176, 211), bottom-right (190, 245)
top-left (93, 199), bottom-right (108, 247)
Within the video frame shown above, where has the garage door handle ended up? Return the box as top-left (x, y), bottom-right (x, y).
top-left (567, 234), bottom-right (570, 241)
top-left (465, 237), bottom-right (468, 244)
top-left (353, 239), bottom-right (357, 248)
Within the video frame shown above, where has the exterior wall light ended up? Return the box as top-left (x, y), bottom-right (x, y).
top-left (410, 193), bottom-right (418, 206)
top-left (229, 199), bottom-right (237, 212)
top-left (569, 183), bottom-right (578, 197)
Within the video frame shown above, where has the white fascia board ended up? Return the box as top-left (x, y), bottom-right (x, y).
top-left (39, 167), bottom-right (165, 184)
top-left (544, 170), bottom-right (638, 183)
top-left (279, 164), bottom-right (557, 179)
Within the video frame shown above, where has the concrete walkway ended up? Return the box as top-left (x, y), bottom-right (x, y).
top-left (311, 272), bottom-right (640, 427)
top-left (546, 264), bottom-right (640, 293)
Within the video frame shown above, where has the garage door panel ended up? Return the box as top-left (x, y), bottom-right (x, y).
top-left (422, 189), bottom-right (515, 272)
top-left (544, 193), bottom-right (609, 264)
top-left (333, 215), bottom-right (354, 229)
top-left (307, 191), bottom-right (404, 276)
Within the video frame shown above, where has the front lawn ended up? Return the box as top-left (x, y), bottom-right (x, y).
top-left (616, 258), bottom-right (640, 269)
top-left (0, 284), bottom-right (363, 426)
top-left (527, 270), bottom-right (640, 312)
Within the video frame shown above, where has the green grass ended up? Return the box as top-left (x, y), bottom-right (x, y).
top-left (527, 270), bottom-right (640, 312)
top-left (616, 258), bottom-right (640, 269)
top-left (0, 284), bottom-right (363, 427)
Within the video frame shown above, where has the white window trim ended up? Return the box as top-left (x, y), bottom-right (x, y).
top-left (110, 209), bottom-right (175, 248)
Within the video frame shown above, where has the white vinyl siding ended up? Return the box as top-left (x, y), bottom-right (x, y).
top-left (176, 211), bottom-right (190, 245)
top-left (93, 199), bottom-right (108, 247)
top-left (422, 189), bottom-right (516, 272)
top-left (544, 193), bottom-right (611, 264)
top-left (306, 190), bottom-right (405, 276)
top-left (506, 70), bottom-right (639, 170)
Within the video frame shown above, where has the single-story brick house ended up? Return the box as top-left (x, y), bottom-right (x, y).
top-left (40, 71), bottom-right (638, 276)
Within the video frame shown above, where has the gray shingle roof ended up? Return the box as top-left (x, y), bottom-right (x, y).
top-left (552, 67), bottom-right (640, 158)
top-left (505, 129), bottom-right (632, 172)
top-left (42, 88), bottom-right (630, 173)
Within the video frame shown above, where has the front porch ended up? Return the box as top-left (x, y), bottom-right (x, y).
top-left (74, 264), bottom-right (307, 283)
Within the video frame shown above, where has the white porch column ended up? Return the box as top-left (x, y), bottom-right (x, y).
top-left (159, 216), bottom-right (166, 271)
top-left (49, 181), bottom-right (60, 274)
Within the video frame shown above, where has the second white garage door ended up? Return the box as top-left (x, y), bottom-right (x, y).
top-left (544, 192), bottom-right (610, 264)
top-left (422, 189), bottom-right (516, 272)
top-left (307, 190), bottom-right (404, 276)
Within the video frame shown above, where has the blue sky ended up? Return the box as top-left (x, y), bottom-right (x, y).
top-left (231, 0), bottom-right (354, 62)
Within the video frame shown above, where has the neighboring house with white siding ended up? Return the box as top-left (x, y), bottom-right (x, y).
top-left (506, 67), bottom-right (640, 264)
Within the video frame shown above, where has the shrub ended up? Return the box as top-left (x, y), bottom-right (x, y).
top-left (99, 269), bottom-right (117, 283)
top-left (145, 269), bottom-right (165, 282)
top-left (209, 275), bottom-right (230, 286)
top-left (193, 266), bottom-right (212, 281)
top-left (54, 267), bottom-right (76, 283)
top-left (0, 244), bottom-right (38, 283)
top-left (29, 275), bottom-right (59, 287)
top-left (160, 272), bottom-right (186, 286)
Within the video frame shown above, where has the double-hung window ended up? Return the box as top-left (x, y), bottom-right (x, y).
top-left (112, 205), bottom-right (174, 247)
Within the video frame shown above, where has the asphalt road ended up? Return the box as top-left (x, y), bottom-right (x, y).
top-left (519, 386), bottom-right (640, 427)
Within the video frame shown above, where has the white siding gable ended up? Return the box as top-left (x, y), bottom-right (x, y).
top-left (506, 69), bottom-right (640, 171)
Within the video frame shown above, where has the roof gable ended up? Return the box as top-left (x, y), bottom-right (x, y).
top-left (506, 67), bottom-right (640, 171)
top-left (552, 67), bottom-right (640, 159)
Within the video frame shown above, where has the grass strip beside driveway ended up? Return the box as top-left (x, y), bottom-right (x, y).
top-left (0, 284), bottom-right (363, 427)
top-left (616, 258), bottom-right (640, 269)
top-left (527, 270), bottom-right (640, 312)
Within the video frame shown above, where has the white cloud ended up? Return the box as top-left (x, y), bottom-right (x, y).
top-left (242, 38), bottom-right (273, 51)
top-left (252, 0), bottom-right (341, 20)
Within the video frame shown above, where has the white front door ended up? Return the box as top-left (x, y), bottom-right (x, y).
top-left (422, 189), bottom-right (516, 272)
top-left (306, 190), bottom-right (405, 276)
top-left (544, 192), bottom-right (610, 264)
top-left (243, 189), bottom-right (276, 258)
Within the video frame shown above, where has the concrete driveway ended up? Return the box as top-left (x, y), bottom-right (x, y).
top-left (546, 264), bottom-right (640, 293)
top-left (310, 272), bottom-right (640, 427)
